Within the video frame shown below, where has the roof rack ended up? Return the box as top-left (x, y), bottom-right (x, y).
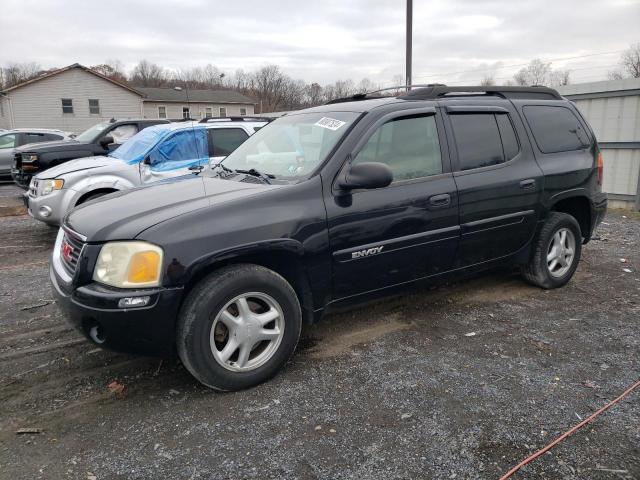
top-left (325, 84), bottom-right (562, 104)
top-left (198, 116), bottom-right (272, 123)
top-left (399, 85), bottom-right (562, 101)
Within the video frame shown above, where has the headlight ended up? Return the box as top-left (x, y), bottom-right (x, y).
top-left (21, 153), bottom-right (38, 163)
top-left (93, 241), bottom-right (164, 288)
top-left (41, 179), bottom-right (64, 196)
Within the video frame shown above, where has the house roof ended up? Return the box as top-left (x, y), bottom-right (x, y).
top-left (137, 87), bottom-right (256, 105)
top-left (1, 63), bottom-right (144, 96)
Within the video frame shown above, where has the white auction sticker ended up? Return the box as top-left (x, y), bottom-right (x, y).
top-left (315, 117), bottom-right (346, 131)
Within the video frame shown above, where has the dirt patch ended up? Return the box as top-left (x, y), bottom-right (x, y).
top-left (307, 314), bottom-right (412, 359)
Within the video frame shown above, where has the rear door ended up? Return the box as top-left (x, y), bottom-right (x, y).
top-left (207, 127), bottom-right (250, 168)
top-left (443, 100), bottom-right (544, 267)
top-left (326, 108), bottom-right (460, 300)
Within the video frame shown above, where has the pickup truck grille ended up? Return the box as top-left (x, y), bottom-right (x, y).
top-left (60, 232), bottom-right (85, 277)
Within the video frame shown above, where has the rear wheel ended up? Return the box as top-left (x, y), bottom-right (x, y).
top-left (521, 212), bottom-right (582, 289)
top-left (177, 264), bottom-right (302, 391)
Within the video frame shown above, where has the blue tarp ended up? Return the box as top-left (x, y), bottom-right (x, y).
top-left (109, 126), bottom-right (209, 171)
top-left (148, 129), bottom-right (208, 171)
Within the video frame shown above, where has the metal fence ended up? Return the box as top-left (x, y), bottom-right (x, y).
top-left (558, 78), bottom-right (640, 210)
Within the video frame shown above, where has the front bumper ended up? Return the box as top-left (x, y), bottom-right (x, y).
top-left (11, 168), bottom-right (33, 189)
top-left (50, 248), bottom-right (184, 358)
top-left (27, 188), bottom-right (74, 226)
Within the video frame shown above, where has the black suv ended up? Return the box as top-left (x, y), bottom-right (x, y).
top-left (50, 85), bottom-right (607, 391)
top-left (12, 118), bottom-right (169, 188)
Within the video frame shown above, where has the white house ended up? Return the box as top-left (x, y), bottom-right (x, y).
top-left (0, 64), bottom-right (257, 133)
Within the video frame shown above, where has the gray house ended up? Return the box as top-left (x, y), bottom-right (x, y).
top-left (139, 87), bottom-right (255, 120)
top-left (0, 63), bottom-right (257, 133)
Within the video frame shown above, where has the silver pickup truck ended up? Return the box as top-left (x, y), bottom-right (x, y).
top-left (27, 118), bottom-right (267, 225)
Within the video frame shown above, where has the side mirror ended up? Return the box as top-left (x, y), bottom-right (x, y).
top-left (338, 162), bottom-right (393, 191)
top-left (143, 156), bottom-right (151, 165)
top-left (99, 135), bottom-right (115, 148)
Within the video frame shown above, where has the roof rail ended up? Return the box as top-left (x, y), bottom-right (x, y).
top-left (325, 84), bottom-right (562, 104)
top-left (399, 85), bottom-right (562, 100)
top-left (198, 116), bottom-right (272, 123)
top-left (325, 84), bottom-right (446, 105)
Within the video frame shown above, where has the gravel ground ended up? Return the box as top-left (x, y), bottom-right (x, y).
top-left (0, 211), bottom-right (638, 480)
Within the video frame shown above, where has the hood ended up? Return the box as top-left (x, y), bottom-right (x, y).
top-left (35, 156), bottom-right (117, 179)
top-left (65, 175), bottom-right (274, 242)
top-left (16, 139), bottom-right (85, 153)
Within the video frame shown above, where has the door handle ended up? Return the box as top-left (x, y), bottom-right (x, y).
top-left (429, 193), bottom-right (451, 207)
top-left (520, 179), bottom-right (536, 190)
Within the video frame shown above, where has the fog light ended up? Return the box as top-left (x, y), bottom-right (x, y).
top-left (39, 206), bottom-right (52, 218)
top-left (118, 296), bottom-right (151, 308)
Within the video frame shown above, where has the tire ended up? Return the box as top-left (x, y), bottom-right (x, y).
top-left (177, 264), bottom-right (302, 391)
top-left (521, 212), bottom-right (582, 289)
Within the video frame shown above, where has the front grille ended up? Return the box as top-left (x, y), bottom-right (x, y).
top-left (29, 178), bottom-right (38, 198)
top-left (60, 232), bottom-right (85, 277)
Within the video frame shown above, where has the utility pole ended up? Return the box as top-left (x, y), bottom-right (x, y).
top-left (406, 0), bottom-right (413, 91)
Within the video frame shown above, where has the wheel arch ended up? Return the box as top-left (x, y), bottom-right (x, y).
top-left (181, 242), bottom-right (315, 325)
top-left (548, 194), bottom-right (592, 241)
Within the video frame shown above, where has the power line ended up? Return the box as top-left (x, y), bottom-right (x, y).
top-left (412, 50), bottom-right (624, 81)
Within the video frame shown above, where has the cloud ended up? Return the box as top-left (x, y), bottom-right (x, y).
top-left (0, 0), bottom-right (638, 85)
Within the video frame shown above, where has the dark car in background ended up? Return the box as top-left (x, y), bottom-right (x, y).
top-left (0, 128), bottom-right (73, 177)
top-left (51, 85), bottom-right (607, 391)
top-left (11, 118), bottom-right (169, 188)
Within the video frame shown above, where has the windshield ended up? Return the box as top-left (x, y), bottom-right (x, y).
top-left (219, 112), bottom-right (360, 179)
top-left (75, 122), bottom-right (109, 142)
top-left (109, 126), bottom-right (166, 162)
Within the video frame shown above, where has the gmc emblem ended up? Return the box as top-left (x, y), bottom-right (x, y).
top-left (351, 246), bottom-right (384, 259)
top-left (61, 240), bottom-right (74, 263)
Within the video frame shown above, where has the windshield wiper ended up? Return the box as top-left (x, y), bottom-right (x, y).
top-left (234, 168), bottom-right (275, 184)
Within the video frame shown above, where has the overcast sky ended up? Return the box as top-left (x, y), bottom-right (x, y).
top-left (1, 0), bottom-right (638, 86)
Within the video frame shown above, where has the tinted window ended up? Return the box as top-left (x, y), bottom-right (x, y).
top-left (354, 115), bottom-right (442, 182)
top-left (210, 128), bottom-right (249, 156)
top-left (524, 105), bottom-right (590, 153)
top-left (45, 133), bottom-right (64, 141)
top-left (451, 114), bottom-right (504, 171)
top-left (496, 114), bottom-right (519, 161)
top-left (24, 133), bottom-right (46, 144)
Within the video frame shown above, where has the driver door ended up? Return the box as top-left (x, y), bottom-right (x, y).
top-left (140, 129), bottom-right (208, 184)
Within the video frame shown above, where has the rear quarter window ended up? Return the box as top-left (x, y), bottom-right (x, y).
top-left (523, 105), bottom-right (591, 154)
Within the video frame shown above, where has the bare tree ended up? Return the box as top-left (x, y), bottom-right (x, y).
top-left (513, 59), bottom-right (552, 86)
top-left (91, 60), bottom-right (127, 84)
top-left (129, 60), bottom-right (168, 87)
top-left (620, 42), bottom-right (640, 78)
top-left (1, 62), bottom-right (42, 89)
top-left (607, 70), bottom-right (625, 81)
top-left (549, 69), bottom-right (571, 86)
top-left (480, 75), bottom-right (495, 86)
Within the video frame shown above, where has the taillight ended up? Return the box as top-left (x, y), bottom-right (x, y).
top-left (596, 152), bottom-right (604, 186)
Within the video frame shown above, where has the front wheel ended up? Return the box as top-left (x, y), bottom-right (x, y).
top-left (521, 212), bottom-right (582, 289)
top-left (177, 264), bottom-right (302, 391)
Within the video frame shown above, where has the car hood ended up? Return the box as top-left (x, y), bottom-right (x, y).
top-left (35, 156), bottom-right (117, 179)
top-left (65, 176), bottom-right (275, 242)
top-left (15, 139), bottom-right (87, 153)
